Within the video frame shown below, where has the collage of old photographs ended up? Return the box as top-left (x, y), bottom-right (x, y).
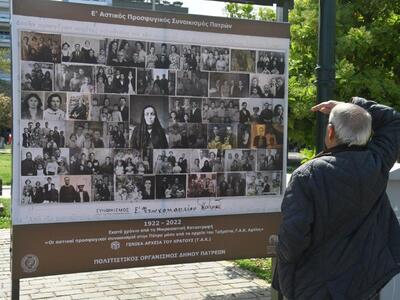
top-left (19, 31), bottom-right (286, 205)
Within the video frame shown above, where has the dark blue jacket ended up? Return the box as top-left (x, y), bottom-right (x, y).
top-left (273, 98), bottom-right (400, 300)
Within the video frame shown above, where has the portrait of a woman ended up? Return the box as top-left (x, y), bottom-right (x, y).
top-left (21, 93), bottom-right (43, 120)
top-left (131, 105), bottom-right (168, 150)
top-left (43, 93), bottom-right (66, 120)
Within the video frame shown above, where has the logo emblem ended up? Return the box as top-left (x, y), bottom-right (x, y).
top-left (111, 241), bottom-right (120, 250)
top-left (21, 254), bottom-right (39, 273)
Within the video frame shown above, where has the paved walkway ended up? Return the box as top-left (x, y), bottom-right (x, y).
top-left (0, 230), bottom-right (272, 299)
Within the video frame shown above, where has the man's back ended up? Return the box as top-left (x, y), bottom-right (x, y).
top-left (274, 98), bottom-right (400, 300)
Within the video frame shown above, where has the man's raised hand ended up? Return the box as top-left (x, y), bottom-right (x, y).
top-left (311, 100), bottom-right (341, 115)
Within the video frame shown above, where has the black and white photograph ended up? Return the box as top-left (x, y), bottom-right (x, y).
top-left (21, 148), bottom-right (45, 176)
top-left (21, 147), bottom-right (69, 176)
top-left (180, 44), bottom-right (201, 71)
top-left (61, 36), bottom-right (101, 64)
top-left (246, 172), bottom-right (276, 196)
top-left (186, 123), bottom-right (208, 149)
top-left (137, 69), bottom-right (175, 95)
top-left (249, 74), bottom-right (285, 98)
top-left (66, 121), bottom-right (104, 148)
top-left (156, 175), bottom-right (187, 199)
top-left (224, 149), bottom-right (256, 172)
top-left (95, 66), bottom-right (136, 94)
top-left (67, 93), bottom-right (90, 120)
top-left (217, 172), bottom-right (246, 197)
top-left (92, 175), bottom-right (114, 201)
top-left (146, 42), bottom-right (181, 70)
top-left (105, 39), bottom-right (146, 67)
top-left (103, 122), bottom-right (130, 148)
top-left (239, 98), bottom-right (274, 124)
top-left (230, 49), bottom-right (256, 73)
top-left (169, 97), bottom-right (202, 123)
top-left (237, 124), bottom-right (251, 149)
top-left (202, 98), bottom-right (239, 123)
top-left (115, 175), bottom-right (155, 201)
top-left (153, 149), bottom-right (190, 174)
top-left (21, 91), bottom-right (45, 120)
top-left (207, 124), bottom-right (237, 150)
top-left (43, 92), bottom-right (67, 121)
top-left (272, 99), bottom-right (285, 126)
top-left (21, 31), bottom-right (61, 63)
top-left (113, 149), bottom-right (152, 175)
top-left (69, 148), bottom-right (113, 175)
top-left (187, 173), bottom-right (217, 198)
top-left (90, 94), bottom-right (129, 122)
top-left (167, 123), bottom-right (187, 149)
top-left (55, 64), bottom-right (94, 92)
top-left (130, 96), bottom-right (169, 150)
top-left (190, 149), bottom-right (224, 173)
top-left (200, 47), bottom-right (230, 71)
top-left (257, 148), bottom-right (283, 171)
top-left (176, 71), bottom-right (208, 97)
top-left (209, 72), bottom-right (249, 98)
top-left (20, 120), bottom-right (66, 148)
top-left (59, 175), bottom-right (92, 202)
top-left (21, 176), bottom-right (60, 204)
top-left (257, 51), bottom-right (285, 74)
top-left (21, 62), bottom-right (54, 91)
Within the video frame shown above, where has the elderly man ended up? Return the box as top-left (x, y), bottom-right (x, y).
top-left (273, 97), bottom-right (400, 300)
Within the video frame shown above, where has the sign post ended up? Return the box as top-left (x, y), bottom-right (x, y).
top-left (11, 0), bottom-right (290, 297)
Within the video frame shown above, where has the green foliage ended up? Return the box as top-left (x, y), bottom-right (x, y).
top-left (0, 150), bottom-right (11, 185)
top-left (0, 48), bottom-right (10, 75)
top-left (0, 93), bottom-right (11, 131)
top-left (300, 147), bottom-right (316, 164)
top-left (235, 258), bottom-right (272, 282)
top-left (225, 0), bottom-right (400, 148)
top-left (0, 198), bottom-right (11, 229)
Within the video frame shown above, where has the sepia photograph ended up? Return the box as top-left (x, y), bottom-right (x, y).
top-left (249, 74), bottom-right (285, 98)
top-left (130, 96), bottom-right (169, 150)
top-left (67, 93), bottom-right (90, 121)
top-left (115, 175), bottom-right (155, 201)
top-left (207, 124), bottom-right (237, 150)
top-left (21, 62), bottom-right (54, 91)
top-left (55, 64), bottom-right (94, 92)
top-left (187, 173), bottom-right (217, 198)
top-left (156, 175), bottom-right (187, 199)
top-left (137, 69), bottom-right (175, 95)
top-left (180, 44), bottom-right (201, 71)
top-left (21, 176), bottom-right (61, 204)
top-left (200, 46), bottom-right (230, 71)
top-left (224, 149), bottom-right (256, 172)
top-left (251, 123), bottom-right (282, 149)
top-left (20, 120), bottom-right (66, 149)
top-left (90, 94), bottom-right (129, 122)
top-left (209, 72), bottom-right (249, 98)
top-left (257, 51), bottom-right (285, 74)
top-left (95, 66), bottom-right (136, 94)
top-left (176, 71), bottom-right (208, 97)
top-left (59, 175), bottom-right (92, 203)
top-left (230, 49), bottom-right (256, 73)
top-left (202, 98), bottom-right (239, 123)
top-left (217, 172), bottom-right (246, 197)
top-left (146, 42), bottom-right (181, 69)
top-left (69, 148), bottom-right (113, 175)
top-left (43, 92), bottom-right (67, 121)
top-left (92, 175), bottom-right (114, 201)
top-left (61, 36), bottom-right (101, 64)
top-left (65, 121), bottom-right (104, 149)
top-left (21, 31), bottom-right (61, 63)
top-left (190, 149), bottom-right (224, 173)
top-left (257, 148), bottom-right (283, 171)
top-left (113, 148), bottom-right (152, 175)
top-left (169, 97), bottom-right (202, 123)
top-left (153, 149), bottom-right (190, 174)
top-left (21, 91), bottom-right (45, 120)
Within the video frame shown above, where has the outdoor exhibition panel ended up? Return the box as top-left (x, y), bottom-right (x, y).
top-left (11, 0), bottom-right (289, 279)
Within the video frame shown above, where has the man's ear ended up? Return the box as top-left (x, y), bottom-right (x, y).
top-left (327, 123), bottom-right (335, 140)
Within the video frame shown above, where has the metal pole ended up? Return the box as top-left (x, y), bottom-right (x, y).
top-left (12, 279), bottom-right (20, 300)
top-left (316, 0), bottom-right (336, 152)
top-left (152, 0), bottom-right (156, 11)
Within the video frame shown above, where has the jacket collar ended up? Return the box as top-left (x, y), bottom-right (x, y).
top-left (314, 144), bottom-right (366, 159)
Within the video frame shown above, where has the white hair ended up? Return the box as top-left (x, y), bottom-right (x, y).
top-left (329, 103), bottom-right (372, 146)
